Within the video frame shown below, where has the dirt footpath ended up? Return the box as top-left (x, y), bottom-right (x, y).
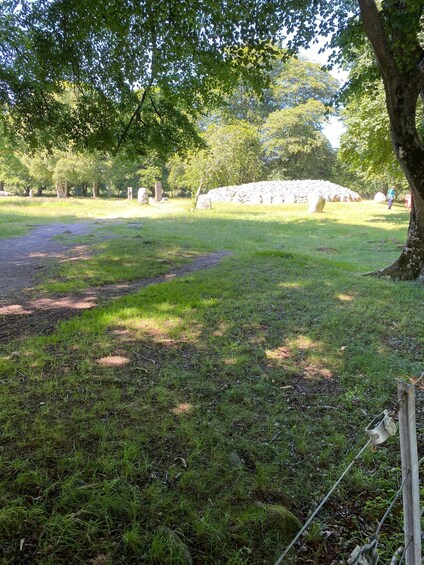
top-left (0, 221), bottom-right (99, 302)
top-left (0, 222), bottom-right (229, 342)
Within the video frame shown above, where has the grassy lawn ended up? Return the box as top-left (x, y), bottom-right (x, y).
top-left (0, 197), bottom-right (422, 563)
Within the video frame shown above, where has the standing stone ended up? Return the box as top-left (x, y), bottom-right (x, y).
top-left (127, 187), bottom-right (133, 200)
top-left (374, 191), bottom-right (386, 202)
top-left (308, 194), bottom-right (326, 213)
top-left (195, 195), bottom-right (211, 210)
top-left (154, 181), bottom-right (163, 202)
top-left (29, 189), bottom-right (34, 198)
top-left (137, 187), bottom-right (149, 205)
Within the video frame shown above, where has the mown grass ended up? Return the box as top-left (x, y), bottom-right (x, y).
top-left (0, 197), bottom-right (422, 564)
top-left (12, 197), bottom-right (411, 293)
top-left (0, 196), bottom-right (189, 238)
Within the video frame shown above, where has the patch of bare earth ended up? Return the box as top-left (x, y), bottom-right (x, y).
top-left (0, 249), bottom-right (230, 343)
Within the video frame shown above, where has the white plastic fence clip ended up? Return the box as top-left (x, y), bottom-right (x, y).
top-left (365, 410), bottom-right (397, 446)
top-left (347, 539), bottom-right (379, 565)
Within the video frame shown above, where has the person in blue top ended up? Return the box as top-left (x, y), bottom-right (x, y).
top-left (387, 186), bottom-right (396, 209)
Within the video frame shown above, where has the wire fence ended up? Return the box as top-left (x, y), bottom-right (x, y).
top-left (274, 375), bottom-right (423, 565)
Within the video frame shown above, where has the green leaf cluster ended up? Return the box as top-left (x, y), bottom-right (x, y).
top-left (169, 55), bottom-right (340, 192)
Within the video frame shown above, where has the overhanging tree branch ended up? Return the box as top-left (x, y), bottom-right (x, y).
top-left (149, 94), bottom-right (162, 121)
top-left (114, 85), bottom-right (151, 154)
top-left (357, 0), bottom-right (398, 81)
top-left (115, 28), bottom-right (158, 154)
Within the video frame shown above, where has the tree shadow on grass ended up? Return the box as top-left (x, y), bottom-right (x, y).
top-left (1, 243), bottom-right (421, 563)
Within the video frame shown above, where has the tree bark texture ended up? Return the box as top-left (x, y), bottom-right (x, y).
top-left (56, 182), bottom-right (68, 198)
top-left (358, 0), bottom-right (424, 280)
top-left (191, 177), bottom-right (204, 212)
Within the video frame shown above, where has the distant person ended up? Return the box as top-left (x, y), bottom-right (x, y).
top-left (387, 186), bottom-right (396, 209)
top-left (405, 192), bottom-right (412, 209)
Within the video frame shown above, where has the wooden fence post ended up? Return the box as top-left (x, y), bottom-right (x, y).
top-left (397, 381), bottom-right (422, 565)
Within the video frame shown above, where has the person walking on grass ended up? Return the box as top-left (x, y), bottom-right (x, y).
top-left (387, 186), bottom-right (396, 209)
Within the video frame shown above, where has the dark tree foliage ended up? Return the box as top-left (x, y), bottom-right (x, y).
top-left (0, 0), bottom-right (323, 157)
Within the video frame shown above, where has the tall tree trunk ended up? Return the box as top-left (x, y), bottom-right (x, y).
top-left (37, 186), bottom-right (43, 196)
top-left (0, 181), bottom-right (4, 191)
top-left (191, 177), bottom-right (204, 212)
top-left (358, 0), bottom-right (424, 280)
top-left (82, 183), bottom-right (88, 197)
top-left (372, 83), bottom-right (424, 280)
top-left (374, 203), bottom-right (424, 280)
top-left (92, 181), bottom-right (99, 198)
top-left (56, 182), bottom-right (68, 198)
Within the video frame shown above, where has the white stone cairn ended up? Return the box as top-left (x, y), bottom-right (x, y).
top-left (206, 180), bottom-right (362, 205)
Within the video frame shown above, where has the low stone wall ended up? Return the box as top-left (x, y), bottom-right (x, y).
top-left (206, 180), bottom-right (361, 204)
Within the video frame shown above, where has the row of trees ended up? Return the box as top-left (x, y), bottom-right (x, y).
top-left (1, 50), bottom-right (404, 200)
top-left (0, 143), bottom-right (145, 198)
top-left (169, 55), bottom-right (345, 192)
top-left (1, 55), bottom-right (365, 197)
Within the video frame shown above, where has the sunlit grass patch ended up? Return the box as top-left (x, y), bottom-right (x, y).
top-left (0, 198), bottom-right (422, 563)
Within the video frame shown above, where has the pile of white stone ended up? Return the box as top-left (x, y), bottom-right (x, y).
top-left (206, 180), bottom-right (361, 205)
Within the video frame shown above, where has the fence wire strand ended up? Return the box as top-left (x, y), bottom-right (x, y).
top-left (412, 372), bottom-right (424, 387)
top-left (374, 471), bottom-right (410, 539)
top-left (274, 440), bottom-right (372, 565)
top-left (398, 536), bottom-right (413, 565)
top-left (274, 382), bottom-right (422, 564)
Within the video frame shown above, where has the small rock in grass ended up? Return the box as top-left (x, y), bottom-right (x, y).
top-left (9, 351), bottom-right (21, 359)
top-left (153, 526), bottom-right (193, 564)
top-left (234, 503), bottom-right (301, 542)
top-left (228, 451), bottom-right (244, 469)
top-left (257, 503), bottom-right (302, 536)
